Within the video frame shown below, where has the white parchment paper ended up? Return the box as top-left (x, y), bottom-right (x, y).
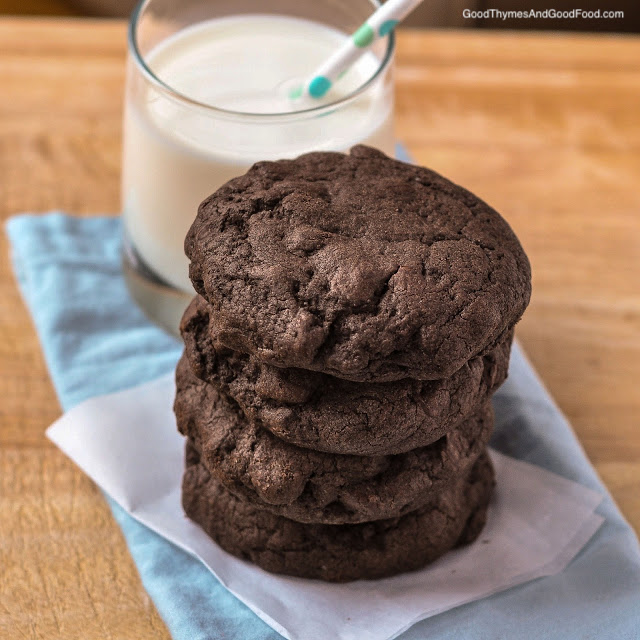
top-left (47, 374), bottom-right (604, 640)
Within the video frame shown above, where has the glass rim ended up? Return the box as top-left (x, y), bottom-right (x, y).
top-left (127, 0), bottom-right (395, 121)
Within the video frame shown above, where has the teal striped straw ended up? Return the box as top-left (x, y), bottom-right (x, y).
top-left (292, 0), bottom-right (424, 101)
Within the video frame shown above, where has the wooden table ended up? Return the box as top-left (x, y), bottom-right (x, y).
top-left (1, 17), bottom-right (639, 638)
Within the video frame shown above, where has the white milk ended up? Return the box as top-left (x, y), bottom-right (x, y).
top-left (122, 14), bottom-right (395, 293)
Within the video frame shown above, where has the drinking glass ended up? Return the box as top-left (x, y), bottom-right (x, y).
top-left (122, 0), bottom-right (395, 333)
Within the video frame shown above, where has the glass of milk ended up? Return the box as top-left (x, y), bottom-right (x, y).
top-left (122, 0), bottom-right (395, 334)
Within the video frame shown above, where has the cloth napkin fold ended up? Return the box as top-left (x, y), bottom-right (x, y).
top-left (6, 212), bottom-right (640, 640)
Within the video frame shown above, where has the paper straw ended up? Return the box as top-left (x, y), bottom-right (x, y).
top-left (300, 0), bottom-right (424, 99)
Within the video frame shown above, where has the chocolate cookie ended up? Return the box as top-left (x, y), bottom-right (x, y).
top-left (174, 355), bottom-right (494, 524)
top-left (181, 295), bottom-right (511, 455)
top-left (182, 444), bottom-right (495, 582)
top-left (185, 145), bottom-right (531, 382)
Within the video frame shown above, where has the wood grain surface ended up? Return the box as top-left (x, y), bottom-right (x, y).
top-left (1, 18), bottom-right (639, 639)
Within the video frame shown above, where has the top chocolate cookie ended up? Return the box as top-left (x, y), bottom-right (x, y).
top-left (185, 145), bottom-right (531, 382)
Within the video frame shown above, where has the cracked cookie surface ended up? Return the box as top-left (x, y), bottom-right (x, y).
top-left (182, 444), bottom-right (495, 582)
top-left (174, 355), bottom-right (494, 524)
top-left (185, 145), bottom-right (531, 382)
top-left (181, 295), bottom-right (511, 455)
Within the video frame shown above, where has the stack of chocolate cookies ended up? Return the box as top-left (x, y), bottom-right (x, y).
top-left (175, 146), bottom-right (531, 582)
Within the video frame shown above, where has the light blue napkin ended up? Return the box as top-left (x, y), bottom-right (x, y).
top-left (6, 212), bottom-right (640, 640)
